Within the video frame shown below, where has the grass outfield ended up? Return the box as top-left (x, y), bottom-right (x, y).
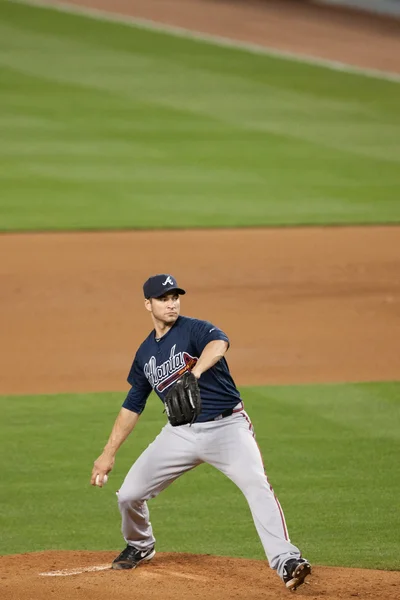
top-left (0, 1), bottom-right (399, 231)
top-left (1, 382), bottom-right (399, 569)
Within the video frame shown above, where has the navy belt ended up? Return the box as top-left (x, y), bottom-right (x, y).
top-left (206, 402), bottom-right (244, 422)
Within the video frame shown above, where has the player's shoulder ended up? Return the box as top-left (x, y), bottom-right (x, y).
top-left (180, 315), bottom-right (225, 337)
top-left (179, 315), bottom-right (211, 329)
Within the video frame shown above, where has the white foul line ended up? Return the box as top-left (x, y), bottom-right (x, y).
top-left (39, 564), bottom-right (110, 577)
top-left (7, 0), bottom-right (400, 83)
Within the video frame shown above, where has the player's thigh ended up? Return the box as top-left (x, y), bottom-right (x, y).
top-left (204, 413), bottom-right (267, 490)
top-left (118, 424), bottom-right (201, 502)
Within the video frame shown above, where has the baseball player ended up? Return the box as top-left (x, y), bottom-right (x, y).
top-left (91, 274), bottom-right (311, 591)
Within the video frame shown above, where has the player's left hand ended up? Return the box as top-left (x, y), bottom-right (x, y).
top-left (164, 371), bottom-right (202, 426)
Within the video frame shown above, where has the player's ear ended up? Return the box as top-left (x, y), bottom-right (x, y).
top-left (144, 298), bottom-right (152, 313)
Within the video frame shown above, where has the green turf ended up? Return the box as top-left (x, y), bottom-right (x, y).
top-left (1, 382), bottom-right (399, 570)
top-left (0, 1), bottom-right (399, 231)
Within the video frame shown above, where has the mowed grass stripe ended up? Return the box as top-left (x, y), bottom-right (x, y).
top-left (0, 382), bottom-right (399, 569)
top-left (0, 0), bottom-right (399, 230)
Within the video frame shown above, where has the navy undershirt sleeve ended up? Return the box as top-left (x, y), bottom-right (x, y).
top-left (123, 355), bottom-right (152, 414)
top-left (192, 319), bottom-right (230, 355)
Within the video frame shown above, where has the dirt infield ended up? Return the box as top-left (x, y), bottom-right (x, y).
top-left (2, 551), bottom-right (400, 600)
top-left (2, 1), bottom-right (400, 599)
top-left (1, 227), bottom-right (400, 395)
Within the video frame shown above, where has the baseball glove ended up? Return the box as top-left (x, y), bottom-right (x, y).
top-left (164, 372), bottom-right (202, 426)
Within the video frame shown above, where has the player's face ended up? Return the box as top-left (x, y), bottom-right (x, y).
top-left (145, 293), bottom-right (181, 324)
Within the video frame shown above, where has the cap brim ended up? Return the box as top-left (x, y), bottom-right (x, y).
top-left (153, 286), bottom-right (186, 298)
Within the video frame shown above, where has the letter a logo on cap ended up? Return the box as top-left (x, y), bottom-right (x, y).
top-left (162, 276), bottom-right (174, 286)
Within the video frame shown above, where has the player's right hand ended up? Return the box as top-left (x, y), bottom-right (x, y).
top-left (90, 452), bottom-right (115, 487)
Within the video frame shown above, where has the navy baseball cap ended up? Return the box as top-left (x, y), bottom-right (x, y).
top-left (143, 274), bottom-right (186, 299)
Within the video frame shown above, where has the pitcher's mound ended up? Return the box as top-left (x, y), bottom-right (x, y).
top-left (1, 550), bottom-right (399, 600)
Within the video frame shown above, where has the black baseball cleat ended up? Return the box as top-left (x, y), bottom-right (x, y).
top-left (112, 544), bottom-right (156, 570)
top-left (283, 558), bottom-right (311, 591)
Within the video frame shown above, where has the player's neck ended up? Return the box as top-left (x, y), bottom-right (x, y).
top-left (152, 317), bottom-right (176, 340)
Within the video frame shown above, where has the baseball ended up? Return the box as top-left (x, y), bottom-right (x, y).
top-left (95, 474), bottom-right (108, 486)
